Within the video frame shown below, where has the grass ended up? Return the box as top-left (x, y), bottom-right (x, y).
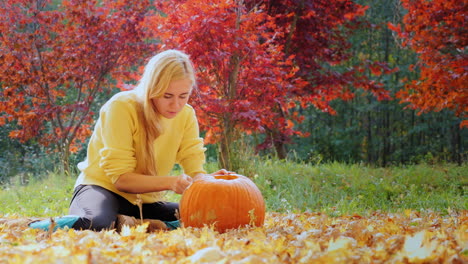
top-left (0, 172), bottom-right (76, 217)
top-left (251, 160), bottom-right (467, 215)
top-left (0, 161), bottom-right (466, 217)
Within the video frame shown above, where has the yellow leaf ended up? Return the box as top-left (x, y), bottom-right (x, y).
top-left (188, 247), bottom-right (224, 263)
top-left (327, 236), bottom-right (356, 252)
top-left (397, 231), bottom-right (438, 261)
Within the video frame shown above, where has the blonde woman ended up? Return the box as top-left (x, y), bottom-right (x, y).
top-left (30, 50), bottom-right (226, 231)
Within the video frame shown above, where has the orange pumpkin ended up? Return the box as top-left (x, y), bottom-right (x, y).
top-left (180, 172), bottom-right (265, 233)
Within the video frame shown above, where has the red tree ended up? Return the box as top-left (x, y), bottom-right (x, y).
top-left (0, 0), bottom-right (155, 172)
top-left (254, 0), bottom-right (395, 156)
top-left (389, 0), bottom-right (467, 127)
top-left (147, 0), bottom-right (306, 168)
top-left (147, 0), bottom-right (392, 166)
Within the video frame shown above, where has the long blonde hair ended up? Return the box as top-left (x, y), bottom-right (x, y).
top-left (133, 50), bottom-right (196, 176)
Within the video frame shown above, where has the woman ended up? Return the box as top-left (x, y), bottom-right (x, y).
top-left (30, 50), bottom-right (225, 231)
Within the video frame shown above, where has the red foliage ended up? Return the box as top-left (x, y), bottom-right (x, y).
top-left (260, 0), bottom-right (392, 114)
top-left (147, 0), bottom-right (305, 145)
top-left (0, 0), bottom-right (155, 159)
top-left (390, 0), bottom-right (467, 127)
top-left (146, 0), bottom-right (387, 150)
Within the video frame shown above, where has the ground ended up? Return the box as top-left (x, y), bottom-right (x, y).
top-left (1, 211), bottom-right (467, 263)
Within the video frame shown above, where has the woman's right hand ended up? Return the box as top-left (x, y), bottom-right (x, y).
top-left (172, 174), bottom-right (193, 194)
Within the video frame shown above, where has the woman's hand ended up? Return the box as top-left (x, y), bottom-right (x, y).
top-left (171, 174), bottom-right (193, 194)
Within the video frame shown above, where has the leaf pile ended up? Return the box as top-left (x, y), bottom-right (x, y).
top-left (1, 211), bottom-right (467, 263)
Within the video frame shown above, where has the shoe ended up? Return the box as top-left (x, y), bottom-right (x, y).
top-left (163, 220), bottom-right (180, 230)
top-left (115, 214), bottom-right (169, 232)
top-left (29, 215), bottom-right (80, 231)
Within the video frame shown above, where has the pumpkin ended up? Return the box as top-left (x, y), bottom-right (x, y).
top-left (180, 172), bottom-right (265, 233)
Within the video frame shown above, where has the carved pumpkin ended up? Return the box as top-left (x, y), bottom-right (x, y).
top-left (180, 172), bottom-right (265, 233)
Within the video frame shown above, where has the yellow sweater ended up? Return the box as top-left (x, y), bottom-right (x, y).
top-left (75, 91), bottom-right (206, 204)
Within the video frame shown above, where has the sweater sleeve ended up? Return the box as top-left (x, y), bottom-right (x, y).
top-left (177, 107), bottom-right (207, 177)
top-left (98, 100), bottom-right (137, 183)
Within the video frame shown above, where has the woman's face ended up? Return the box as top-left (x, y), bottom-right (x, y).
top-left (152, 78), bottom-right (192, 119)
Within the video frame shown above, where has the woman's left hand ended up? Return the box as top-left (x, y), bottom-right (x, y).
top-left (172, 174), bottom-right (193, 194)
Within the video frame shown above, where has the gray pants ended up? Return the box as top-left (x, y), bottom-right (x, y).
top-left (69, 185), bottom-right (178, 231)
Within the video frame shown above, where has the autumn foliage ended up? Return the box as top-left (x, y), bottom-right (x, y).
top-left (389, 0), bottom-right (467, 127)
top-left (0, 0), bottom-right (155, 170)
top-left (247, 0), bottom-right (397, 156)
top-left (145, 0), bottom-right (396, 165)
top-left (145, 0), bottom-right (305, 167)
top-left (1, 211), bottom-right (467, 263)
top-left (0, 0), bottom-right (465, 169)
top-left (262, 0), bottom-right (393, 111)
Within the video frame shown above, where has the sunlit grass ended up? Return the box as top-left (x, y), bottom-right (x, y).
top-left (0, 172), bottom-right (75, 217)
top-left (251, 161), bottom-right (467, 215)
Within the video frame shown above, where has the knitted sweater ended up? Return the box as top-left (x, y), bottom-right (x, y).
top-left (75, 91), bottom-right (206, 203)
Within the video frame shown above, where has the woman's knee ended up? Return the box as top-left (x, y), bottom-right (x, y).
top-left (68, 185), bottom-right (121, 231)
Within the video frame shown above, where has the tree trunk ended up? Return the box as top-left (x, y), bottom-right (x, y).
top-left (61, 149), bottom-right (71, 176)
top-left (273, 135), bottom-right (288, 160)
top-left (452, 120), bottom-right (463, 165)
top-left (366, 99), bottom-right (373, 164)
top-left (218, 110), bottom-right (235, 170)
top-left (382, 25), bottom-right (391, 167)
top-left (218, 140), bottom-right (232, 171)
top-left (57, 138), bottom-right (72, 175)
top-left (266, 129), bottom-right (287, 159)
top-left (262, 1), bottom-right (302, 160)
top-left (382, 106), bottom-right (389, 167)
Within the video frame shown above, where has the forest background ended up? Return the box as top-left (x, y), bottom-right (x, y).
top-left (0, 0), bottom-right (466, 183)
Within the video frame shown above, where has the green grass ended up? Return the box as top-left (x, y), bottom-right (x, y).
top-left (251, 160), bottom-right (467, 215)
top-left (0, 172), bottom-right (76, 217)
top-left (0, 161), bottom-right (466, 217)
